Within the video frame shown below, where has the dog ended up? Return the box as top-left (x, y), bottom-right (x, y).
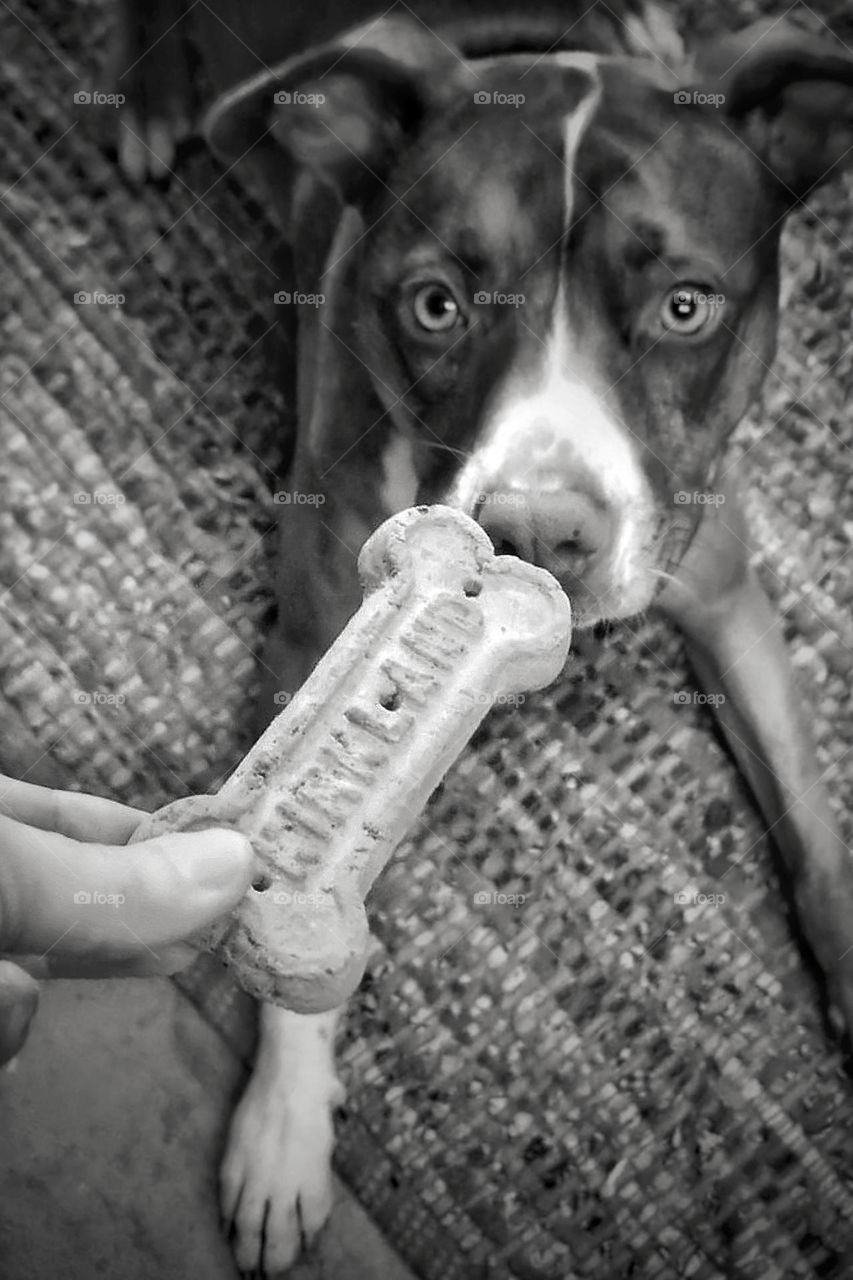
top-left (113, 1), bottom-right (853, 1273)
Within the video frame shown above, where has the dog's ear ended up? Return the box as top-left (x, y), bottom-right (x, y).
top-left (205, 18), bottom-right (470, 205)
top-left (690, 19), bottom-right (853, 198)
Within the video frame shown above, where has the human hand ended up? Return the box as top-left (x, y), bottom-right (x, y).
top-left (0, 774), bottom-right (253, 1064)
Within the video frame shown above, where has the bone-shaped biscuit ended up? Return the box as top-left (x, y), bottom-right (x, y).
top-left (131, 505), bottom-right (571, 1012)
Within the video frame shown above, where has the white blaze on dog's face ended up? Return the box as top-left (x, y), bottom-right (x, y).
top-left (380, 433), bottom-right (420, 512)
top-left (447, 68), bottom-right (656, 626)
top-left (448, 287), bottom-right (656, 624)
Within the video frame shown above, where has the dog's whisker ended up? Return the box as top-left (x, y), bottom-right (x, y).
top-left (648, 566), bottom-right (680, 588)
top-left (648, 564), bottom-right (702, 608)
top-left (420, 439), bottom-right (471, 462)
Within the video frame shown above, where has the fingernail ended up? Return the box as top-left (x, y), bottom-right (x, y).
top-left (181, 829), bottom-right (255, 892)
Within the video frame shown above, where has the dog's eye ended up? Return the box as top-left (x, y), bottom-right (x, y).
top-left (662, 285), bottom-right (722, 336)
top-left (412, 283), bottom-right (460, 334)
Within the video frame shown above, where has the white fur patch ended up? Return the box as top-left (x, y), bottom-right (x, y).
top-left (380, 434), bottom-right (419, 512)
top-left (450, 287), bottom-right (647, 517)
top-left (447, 292), bottom-right (654, 614)
top-left (558, 66), bottom-right (602, 233)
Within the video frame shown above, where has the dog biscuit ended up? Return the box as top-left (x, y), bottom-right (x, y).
top-left (131, 505), bottom-right (571, 1012)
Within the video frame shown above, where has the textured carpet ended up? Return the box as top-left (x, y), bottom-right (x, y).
top-left (3, 1), bottom-right (853, 1278)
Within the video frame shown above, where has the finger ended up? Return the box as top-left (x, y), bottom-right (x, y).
top-left (0, 960), bottom-right (39, 1066)
top-left (0, 816), bottom-right (255, 963)
top-left (0, 775), bottom-right (145, 844)
top-left (8, 941), bottom-right (197, 979)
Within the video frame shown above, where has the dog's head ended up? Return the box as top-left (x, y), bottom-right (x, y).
top-left (209, 13), bottom-right (853, 626)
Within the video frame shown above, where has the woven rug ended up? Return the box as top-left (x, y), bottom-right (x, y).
top-left (3, 1), bottom-right (853, 1277)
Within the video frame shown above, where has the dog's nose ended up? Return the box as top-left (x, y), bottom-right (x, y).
top-left (478, 490), bottom-right (613, 580)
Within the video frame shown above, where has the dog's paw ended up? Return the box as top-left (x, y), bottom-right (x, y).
top-left (220, 1073), bottom-right (342, 1277)
top-left (118, 111), bottom-right (189, 184)
top-left (111, 0), bottom-right (196, 182)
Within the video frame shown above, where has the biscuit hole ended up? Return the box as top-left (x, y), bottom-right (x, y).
top-left (252, 874), bottom-right (272, 893)
top-left (379, 686), bottom-right (402, 711)
top-left (463, 579), bottom-right (482, 598)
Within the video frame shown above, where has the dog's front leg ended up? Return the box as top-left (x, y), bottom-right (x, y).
top-left (220, 1002), bottom-right (345, 1276)
top-left (659, 494), bottom-right (853, 1038)
top-left (259, 467), bottom-right (376, 724)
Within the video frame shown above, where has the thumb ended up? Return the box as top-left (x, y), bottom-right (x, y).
top-left (127, 826), bottom-right (257, 945)
top-left (0, 816), bottom-right (255, 959)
